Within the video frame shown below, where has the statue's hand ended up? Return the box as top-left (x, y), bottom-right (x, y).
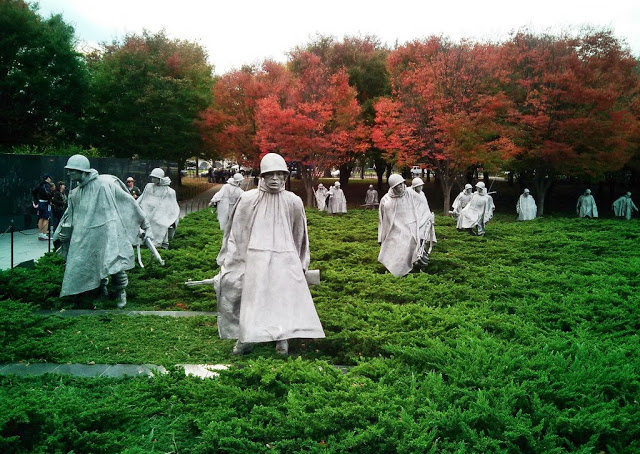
top-left (58, 232), bottom-right (69, 243)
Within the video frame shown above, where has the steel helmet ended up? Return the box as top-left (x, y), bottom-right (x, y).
top-left (464, 183), bottom-right (473, 190)
top-left (260, 153), bottom-right (289, 176)
top-left (475, 181), bottom-right (486, 189)
top-left (64, 154), bottom-right (90, 172)
top-left (524, 188), bottom-right (530, 194)
top-left (233, 173), bottom-right (243, 184)
top-left (411, 177), bottom-right (424, 188)
top-left (334, 182), bottom-right (340, 187)
top-left (150, 168), bottom-right (165, 179)
top-left (388, 174), bottom-right (404, 189)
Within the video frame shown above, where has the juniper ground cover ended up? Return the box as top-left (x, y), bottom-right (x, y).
top-left (1, 199), bottom-right (639, 452)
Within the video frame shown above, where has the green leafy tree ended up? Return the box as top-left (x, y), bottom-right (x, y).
top-left (85, 30), bottom-right (214, 169)
top-left (0, 0), bottom-right (88, 150)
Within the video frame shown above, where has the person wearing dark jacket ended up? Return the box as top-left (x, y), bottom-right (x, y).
top-left (51, 181), bottom-right (67, 231)
top-left (33, 174), bottom-right (52, 240)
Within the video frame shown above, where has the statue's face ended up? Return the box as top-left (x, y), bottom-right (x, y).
top-left (151, 177), bottom-right (160, 184)
top-left (392, 184), bottom-right (405, 196)
top-left (67, 169), bottom-right (84, 182)
top-left (413, 186), bottom-right (423, 193)
top-left (464, 188), bottom-right (472, 194)
top-left (263, 171), bottom-right (287, 190)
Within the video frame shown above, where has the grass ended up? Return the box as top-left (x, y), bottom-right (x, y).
top-left (1, 202), bottom-right (639, 452)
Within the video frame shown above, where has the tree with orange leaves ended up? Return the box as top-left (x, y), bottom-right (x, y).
top-left (373, 37), bottom-right (515, 212)
top-left (256, 53), bottom-right (367, 206)
top-left (500, 29), bottom-right (640, 215)
top-left (197, 61), bottom-right (295, 169)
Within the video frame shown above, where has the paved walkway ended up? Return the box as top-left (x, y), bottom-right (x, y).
top-left (0, 228), bottom-right (52, 270)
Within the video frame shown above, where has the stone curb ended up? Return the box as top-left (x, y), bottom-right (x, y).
top-left (0, 362), bottom-right (352, 379)
top-left (36, 310), bottom-right (217, 317)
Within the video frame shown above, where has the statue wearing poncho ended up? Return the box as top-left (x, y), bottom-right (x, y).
top-left (137, 168), bottom-right (180, 248)
top-left (612, 192), bottom-right (638, 220)
top-left (458, 182), bottom-right (495, 236)
top-left (450, 184), bottom-right (473, 229)
top-left (315, 184), bottom-right (328, 211)
top-left (214, 154), bottom-right (324, 354)
top-left (210, 173), bottom-right (245, 231)
top-left (516, 188), bottom-right (537, 221)
top-left (576, 189), bottom-right (598, 218)
top-left (378, 175), bottom-right (433, 277)
top-left (364, 185), bottom-right (379, 208)
top-left (53, 159), bottom-right (148, 301)
top-left (326, 182), bottom-right (347, 214)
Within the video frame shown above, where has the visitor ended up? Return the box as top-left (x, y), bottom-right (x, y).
top-left (33, 173), bottom-right (53, 240)
top-left (126, 177), bottom-right (141, 200)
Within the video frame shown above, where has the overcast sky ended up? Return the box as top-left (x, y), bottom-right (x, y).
top-left (38, 0), bottom-right (640, 75)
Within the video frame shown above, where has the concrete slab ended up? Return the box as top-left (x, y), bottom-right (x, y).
top-left (54, 363), bottom-right (111, 377)
top-left (0, 362), bottom-right (60, 376)
top-left (180, 363), bottom-right (229, 379)
top-left (36, 310), bottom-right (217, 318)
top-left (99, 364), bottom-right (163, 378)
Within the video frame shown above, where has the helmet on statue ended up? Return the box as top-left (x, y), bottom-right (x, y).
top-left (388, 174), bottom-right (405, 189)
top-left (64, 154), bottom-right (90, 172)
top-left (411, 177), bottom-right (424, 188)
top-left (259, 153), bottom-right (289, 176)
top-left (150, 168), bottom-right (165, 179)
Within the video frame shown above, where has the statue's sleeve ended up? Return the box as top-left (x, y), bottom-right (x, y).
top-left (290, 195), bottom-right (310, 271)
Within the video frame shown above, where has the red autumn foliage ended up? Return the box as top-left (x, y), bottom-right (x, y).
top-left (374, 37), bottom-right (515, 212)
top-left (256, 53), bottom-right (367, 206)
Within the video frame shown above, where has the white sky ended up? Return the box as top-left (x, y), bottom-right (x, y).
top-left (38, 0), bottom-right (640, 75)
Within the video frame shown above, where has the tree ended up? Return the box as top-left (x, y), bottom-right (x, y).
top-left (0, 0), bottom-right (88, 150)
top-left (85, 30), bottom-right (214, 170)
top-left (256, 53), bottom-right (366, 206)
top-left (289, 35), bottom-right (390, 186)
top-left (501, 29), bottom-right (640, 215)
top-left (198, 60), bottom-right (295, 169)
top-left (374, 37), bottom-right (514, 212)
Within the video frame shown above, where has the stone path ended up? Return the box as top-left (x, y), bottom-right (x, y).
top-left (36, 309), bottom-right (217, 317)
top-left (0, 362), bottom-right (227, 379)
top-left (0, 362), bottom-right (351, 379)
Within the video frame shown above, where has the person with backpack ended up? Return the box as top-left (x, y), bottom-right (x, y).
top-left (32, 174), bottom-right (53, 240)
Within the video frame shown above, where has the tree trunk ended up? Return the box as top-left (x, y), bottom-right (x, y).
top-left (299, 164), bottom-right (315, 207)
top-left (374, 157), bottom-right (387, 191)
top-left (339, 163), bottom-right (353, 187)
top-left (533, 171), bottom-right (554, 216)
top-left (436, 167), bottom-right (455, 214)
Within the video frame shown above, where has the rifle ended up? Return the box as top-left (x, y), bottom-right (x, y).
top-left (137, 230), bottom-right (165, 267)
